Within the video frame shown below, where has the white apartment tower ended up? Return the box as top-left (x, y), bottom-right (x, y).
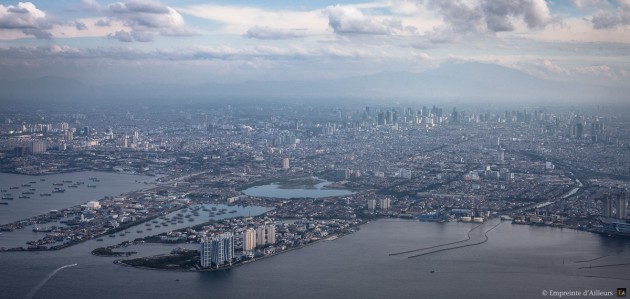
top-left (242, 228), bottom-right (256, 258)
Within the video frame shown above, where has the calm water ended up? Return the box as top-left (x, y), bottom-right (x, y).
top-left (1, 219), bottom-right (628, 299)
top-left (0, 203), bottom-right (270, 249)
top-left (0, 171), bottom-right (156, 224)
top-left (242, 181), bottom-right (353, 199)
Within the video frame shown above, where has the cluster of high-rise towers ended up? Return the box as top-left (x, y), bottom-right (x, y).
top-left (200, 224), bottom-right (276, 268)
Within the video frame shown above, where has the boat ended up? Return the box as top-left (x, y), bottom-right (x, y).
top-left (0, 202), bottom-right (8, 205)
top-left (22, 191), bottom-right (34, 195)
top-left (62, 180), bottom-right (73, 183)
top-left (29, 181), bottom-right (36, 184)
top-left (52, 189), bottom-right (66, 193)
top-left (19, 196), bottom-right (30, 199)
top-left (147, 228), bottom-right (152, 231)
top-left (88, 185), bottom-right (96, 188)
top-left (229, 210), bottom-right (237, 213)
top-left (136, 230), bottom-right (143, 233)
top-left (9, 187), bottom-right (19, 189)
top-left (40, 193), bottom-right (52, 196)
top-left (1, 197), bottom-right (13, 200)
top-left (21, 184), bottom-right (31, 187)
top-left (40, 179), bottom-right (45, 181)
top-left (97, 238), bottom-right (103, 241)
top-left (53, 183), bottom-right (63, 186)
top-left (33, 227), bottom-right (53, 232)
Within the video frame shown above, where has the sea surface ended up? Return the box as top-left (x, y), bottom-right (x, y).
top-left (0, 171), bottom-right (156, 224)
top-left (1, 219), bottom-right (629, 299)
top-left (242, 180), bottom-right (353, 199)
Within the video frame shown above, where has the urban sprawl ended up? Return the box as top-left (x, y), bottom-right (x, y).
top-left (1, 102), bottom-right (629, 270)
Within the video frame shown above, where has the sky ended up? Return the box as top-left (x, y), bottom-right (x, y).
top-left (0, 0), bottom-right (629, 87)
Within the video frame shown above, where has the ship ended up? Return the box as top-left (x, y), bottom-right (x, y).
top-left (599, 217), bottom-right (630, 237)
top-left (33, 227), bottom-right (53, 233)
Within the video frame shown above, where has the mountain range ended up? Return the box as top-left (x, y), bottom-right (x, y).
top-left (1, 62), bottom-right (626, 106)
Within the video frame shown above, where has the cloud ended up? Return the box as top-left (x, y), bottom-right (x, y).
top-left (482, 0), bottom-right (553, 32)
top-left (107, 29), bottom-right (153, 42)
top-left (415, 52), bottom-right (432, 60)
top-left (517, 58), bottom-right (626, 82)
top-left (427, 0), bottom-right (554, 36)
top-left (179, 4), bottom-right (329, 36)
top-left (591, 0), bottom-right (630, 29)
top-left (74, 21), bottom-right (88, 31)
top-left (428, 1), bottom-right (484, 34)
top-left (80, 0), bottom-right (102, 12)
top-left (0, 44), bottom-right (378, 64)
top-left (108, 30), bottom-right (133, 42)
top-left (105, 0), bottom-right (192, 39)
top-left (244, 26), bottom-right (306, 40)
top-left (95, 19), bottom-right (110, 27)
top-left (0, 2), bottom-right (55, 39)
top-left (324, 5), bottom-right (405, 35)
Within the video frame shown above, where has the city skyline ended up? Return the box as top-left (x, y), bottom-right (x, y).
top-left (0, 0), bottom-right (628, 91)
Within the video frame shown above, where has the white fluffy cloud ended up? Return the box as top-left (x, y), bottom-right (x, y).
top-left (0, 2), bottom-right (54, 39)
top-left (105, 0), bottom-right (191, 39)
top-left (324, 5), bottom-right (403, 35)
top-left (426, 0), bottom-right (554, 40)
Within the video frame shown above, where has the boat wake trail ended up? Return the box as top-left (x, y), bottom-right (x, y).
top-left (389, 223), bottom-right (484, 256)
top-left (407, 222), bottom-right (503, 259)
top-left (25, 263), bottom-right (78, 299)
top-left (574, 249), bottom-right (626, 263)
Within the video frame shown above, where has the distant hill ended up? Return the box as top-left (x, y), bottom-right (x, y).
top-left (1, 62), bottom-right (626, 106)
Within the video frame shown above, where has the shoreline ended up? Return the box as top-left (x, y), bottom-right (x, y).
top-left (112, 229), bottom-right (356, 273)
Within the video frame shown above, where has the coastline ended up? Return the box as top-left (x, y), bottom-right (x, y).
top-left (112, 229), bottom-right (357, 272)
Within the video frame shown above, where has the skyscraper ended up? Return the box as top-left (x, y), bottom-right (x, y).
top-left (282, 158), bottom-right (290, 170)
top-left (498, 148), bottom-right (505, 162)
top-left (200, 232), bottom-right (234, 268)
top-left (255, 224), bottom-right (276, 246)
top-left (367, 199), bottom-right (377, 210)
top-left (30, 141), bottom-right (46, 154)
top-left (256, 226), bottom-right (266, 246)
top-left (266, 225), bottom-right (276, 245)
top-left (379, 198), bottom-right (391, 210)
top-left (618, 195), bottom-right (628, 220)
top-left (242, 228), bottom-right (256, 258)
